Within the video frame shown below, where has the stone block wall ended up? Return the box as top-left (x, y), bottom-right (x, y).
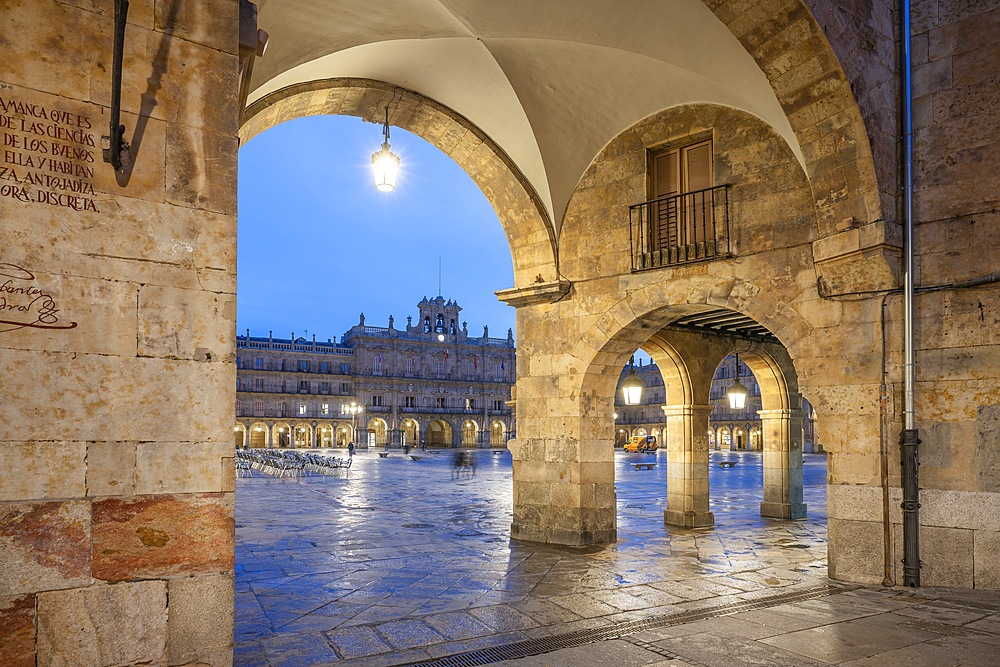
top-left (507, 102), bottom-right (886, 549)
top-left (899, 0), bottom-right (1000, 587)
top-left (0, 1), bottom-right (238, 664)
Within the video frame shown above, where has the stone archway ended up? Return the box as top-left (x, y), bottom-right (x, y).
top-left (427, 419), bottom-right (454, 447)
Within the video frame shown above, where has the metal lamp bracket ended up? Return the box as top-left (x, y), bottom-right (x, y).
top-left (102, 0), bottom-right (131, 172)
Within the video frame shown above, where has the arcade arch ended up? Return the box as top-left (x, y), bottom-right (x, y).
top-left (401, 419), bottom-right (420, 447)
top-left (427, 420), bottom-right (453, 447)
top-left (249, 423), bottom-right (269, 449)
top-left (293, 424), bottom-right (312, 448)
top-left (336, 422), bottom-right (351, 447)
top-left (316, 424), bottom-right (334, 448)
top-left (239, 0), bottom-right (890, 577)
top-left (368, 418), bottom-right (388, 447)
top-left (461, 419), bottom-right (479, 447)
top-left (489, 420), bottom-right (506, 446)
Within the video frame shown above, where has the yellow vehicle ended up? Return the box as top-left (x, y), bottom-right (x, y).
top-left (623, 435), bottom-right (658, 452)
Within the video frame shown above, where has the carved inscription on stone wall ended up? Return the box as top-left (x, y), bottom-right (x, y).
top-left (0, 95), bottom-right (99, 212)
top-left (0, 263), bottom-right (77, 333)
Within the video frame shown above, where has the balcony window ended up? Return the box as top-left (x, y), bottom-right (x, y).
top-left (630, 138), bottom-right (730, 269)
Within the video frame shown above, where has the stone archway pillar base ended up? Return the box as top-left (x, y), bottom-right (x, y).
top-left (758, 409), bottom-right (807, 519)
top-left (508, 438), bottom-right (617, 546)
top-left (663, 405), bottom-right (715, 528)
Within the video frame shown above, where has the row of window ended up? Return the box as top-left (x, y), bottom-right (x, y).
top-left (239, 357), bottom-right (352, 373)
top-left (239, 378), bottom-right (352, 394)
top-left (238, 397), bottom-right (508, 418)
top-left (240, 355), bottom-right (510, 379)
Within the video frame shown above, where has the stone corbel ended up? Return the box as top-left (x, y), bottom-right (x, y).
top-left (812, 219), bottom-right (902, 296)
top-left (495, 279), bottom-right (571, 307)
top-left (239, 0), bottom-right (269, 126)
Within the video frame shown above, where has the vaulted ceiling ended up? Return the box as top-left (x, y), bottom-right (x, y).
top-left (249, 0), bottom-right (804, 231)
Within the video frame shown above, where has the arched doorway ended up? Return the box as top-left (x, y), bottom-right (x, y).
top-left (401, 419), bottom-right (420, 447)
top-left (336, 422), bottom-right (351, 447)
top-left (427, 420), bottom-right (453, 447)
top-left (489, 420), bottom-right (506, 447)
top-left (293, 424), bottom-right (312, 448)
top-left (461, 419), bottom-right (479, 447)
top-left (249, 423), bottom-right (268, 449)
top-left (368, 418), bottom-right (388, 447)
top-left (316, 424), bottom-right (334, 448)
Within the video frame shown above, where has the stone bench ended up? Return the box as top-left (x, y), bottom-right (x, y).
top-left (410, 455), bottom-right (423, 461)
top-left (378, 452), bottom-right (390, 458)
top-left (632, 462), bottom-right (657, 471)
top-left (718, 461), bottom-right (737, 468)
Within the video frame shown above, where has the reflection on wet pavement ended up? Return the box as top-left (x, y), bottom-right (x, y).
top-left (236, 449), bottom-right (828, 666)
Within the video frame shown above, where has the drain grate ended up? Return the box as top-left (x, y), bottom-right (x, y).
top-left (399, 583), bottom-right (850, 667)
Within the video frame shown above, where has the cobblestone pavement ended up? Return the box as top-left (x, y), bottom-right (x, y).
top-left (235, 450), bottom-right (1000, 666)
top-left (236, 449), bottom-right (827, 666)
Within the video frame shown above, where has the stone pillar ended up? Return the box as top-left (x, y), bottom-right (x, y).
top-left (758, 409), bottom-right (807, 519)
top-left (509, 433), bottom-right (617, 545)
top-left (663, 405), bottom-right (715, 528)
top-left (0, 2), bottom-right (238, 663)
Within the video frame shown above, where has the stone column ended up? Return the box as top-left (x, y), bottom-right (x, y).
top-left (662, 404), bottom-right (715, 528)
top-left (509, 432), bottom-right (617, 545)
top-left (758, 409), bottom-right (807, 519)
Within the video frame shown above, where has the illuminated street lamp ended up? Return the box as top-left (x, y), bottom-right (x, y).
top-left (727, 353), bottom-right (748, 410)
top-left (371, 106), bottom-right (400, 192)
top-left (621, 355), bottom-right (643, 406)
top-left (345, 402), bottom-right (363, 443)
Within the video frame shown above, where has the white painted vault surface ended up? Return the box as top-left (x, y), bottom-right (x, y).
top-left (249, 0), bottom-right (805, 231)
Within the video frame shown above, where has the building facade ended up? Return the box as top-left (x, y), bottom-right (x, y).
top-left (614, 357), bottom-right (819, 453)
top-left (235, 296), bottom-right (516, 449)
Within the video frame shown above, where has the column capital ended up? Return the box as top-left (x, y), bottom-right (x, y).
top-left (662, 404), bottom-right (714, 418)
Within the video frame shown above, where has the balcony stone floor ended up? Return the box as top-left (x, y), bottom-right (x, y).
top-left (235, 449), bottom-right (1000, 666)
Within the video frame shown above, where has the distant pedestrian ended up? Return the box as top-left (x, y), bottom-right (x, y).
top-left (348, 442), bottom-right (355, 458)
top-left (404, 443), bottom-right (410, 455)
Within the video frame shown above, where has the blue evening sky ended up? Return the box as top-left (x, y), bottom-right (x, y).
top-left (237, 114), bottom-right (651, 367)
top-left (237, 115), bottom-right (516, 343)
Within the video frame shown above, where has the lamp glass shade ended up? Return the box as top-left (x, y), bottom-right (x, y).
top-left (622, 372), bottom-right (643, 405)
top-left (727, 379), bottom-right (748, 409)
top-left (372, 142), bottom-right (399, 192)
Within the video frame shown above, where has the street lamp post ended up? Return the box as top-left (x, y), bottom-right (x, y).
top-left (346, 402), bottom-right (363, 445)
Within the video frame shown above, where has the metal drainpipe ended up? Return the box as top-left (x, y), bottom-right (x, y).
top-left (900, 0), bottom-right (921, 587)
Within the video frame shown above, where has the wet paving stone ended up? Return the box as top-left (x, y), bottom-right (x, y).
top-left (237, 449), bottom-right (832, 665)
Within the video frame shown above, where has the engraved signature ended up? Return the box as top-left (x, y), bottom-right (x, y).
top-left (0, 262), bottom-right (78, 332)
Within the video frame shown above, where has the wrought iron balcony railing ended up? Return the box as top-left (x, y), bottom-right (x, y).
top-left (629, 184), bottom-right (731, 271)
